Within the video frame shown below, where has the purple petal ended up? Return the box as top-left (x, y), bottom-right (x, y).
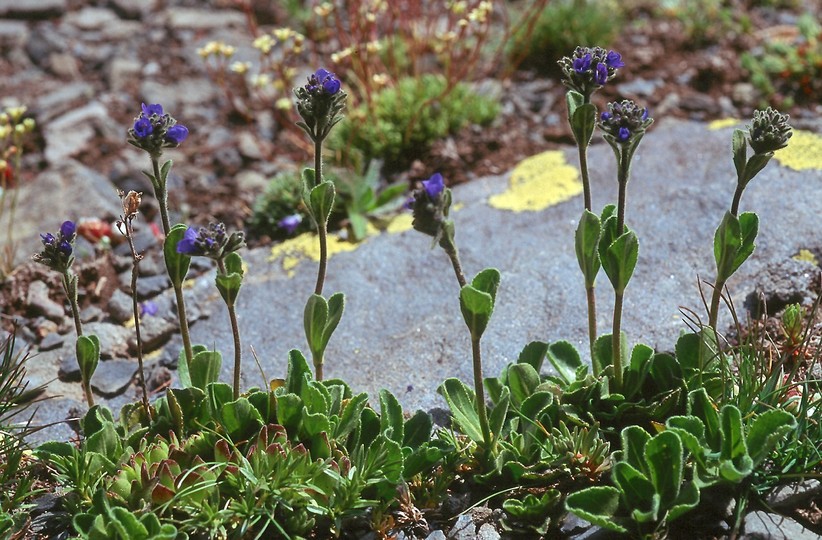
top-left (422, 173), bottom-right (445, 199)
top-left (573, 53), bottom-right (592, 74)
top-left (60, 220), bottom-right (76, 239)
top-left (133, 117), bottom-right (153, 138)
top-left (166, 124), bottom-right (189, 144)
top-left (278, 214), bottom-right (303, 234)
top-left (618, 127), bottom-right (631, 141)
top-left (176, 227), bottom-right (199, 255)
top-left (606, 51), bottom-right (625, 68)
top-left (40, 232), bottom-right (55, 245)
top-left (595, 63), bottom-right (608, 85)
top-left (140, 301), bottom-right (159, 317)
top-left (58, 240), bottom-right (73, 256)
top-left (141, 103), bottom-right (164, 116)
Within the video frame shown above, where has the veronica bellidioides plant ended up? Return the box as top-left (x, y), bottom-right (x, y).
top-left (559, 46), bottom-right (625, 358)
top-left (295, 68), bottom-right (348, 381)
top-left (409, 172), bottom-right (502, 460)
top-left (33, 220), bottom-right (98, 407)
top-left (708, 108), bottom-right (792, 335)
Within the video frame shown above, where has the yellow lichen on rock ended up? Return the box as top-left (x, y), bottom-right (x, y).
top-left (269, 232), bottom-right (365, 276)
top-left (792, 249), bottom-right (818, 266)
top-left (488, 150), bottom-right (581, 212)
top-left (708, 118), bottom-right (741, 130)
top-left (774, 130), bottom-right (822, 171)
top-left (385, 212), bottom-right (413, 234)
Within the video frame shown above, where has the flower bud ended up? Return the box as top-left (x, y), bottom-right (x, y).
top-left (748, 107), bottom-right (792, 155)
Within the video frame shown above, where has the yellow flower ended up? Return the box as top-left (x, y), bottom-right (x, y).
top-left (253, 35), bottom-right (275, 54)
top-left (230, 61), bottom-right (251, 74)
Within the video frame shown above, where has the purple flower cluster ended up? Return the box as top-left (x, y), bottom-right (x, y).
top-left (176, 222), bottom-right (245, 260)
top-left (294, 67), bottom-right (347, 142)
top-left (559, 47), bottom-right (624, 98)
top-left (599, 100), bottom-right (653, 144)
top-left (33, 220), bottom-right (77, 272)
top-left (408, 173), bottom-right (451, 239)
top-left (127, 103), bottom-right (189, 156)
top-left (278, 214), bottom-right (303, 235)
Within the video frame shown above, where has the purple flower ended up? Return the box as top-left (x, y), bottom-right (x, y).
top-left (313, 68), bottom-right (341, 95)
top-left (142, 103), bottom-right (164, 116)
top-left (618, 127), bottom-right (631, 141)
top-left (422, 173), bottom-right (445, 199)
top-left (60, 220), bottom-right (76, 239)
top-left (176, 227), bottom-right (198, 255)
top-left (139, 300), bottom-right (159, 317)
top-left (166, 124), bottom-right (189, 145)
top-left (601, 111), bottom-right (612, 121)
top-left (595, 63), bottom-right (608, 85)
top-left (133, 117), bottom-right (153, 139)
top-left (278, 214), bottom-right (302, 234)
top-left (40, 232), bottom-right (55, 245)
top-left (573, 53), bottom-right (592, 74)
top-left (605, 51), bottom-right (624, 68)
top-left (58, 240), bottom-right (72, 256)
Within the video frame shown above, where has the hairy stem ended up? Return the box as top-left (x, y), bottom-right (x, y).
top-left (63, 271), bottom-right (93, 406)
top-left (218, 258), bottom-right (243, 399)
top-left (313, 137), bottom-right (328, 297)
top-left (586, 285), bottom-right (597, 360)
top-left (151, 156), bottom-right (194, 366)
top-left (612, 292), bottom-right (624, 391)
top-left (471, 336), bottom-right (493, 455)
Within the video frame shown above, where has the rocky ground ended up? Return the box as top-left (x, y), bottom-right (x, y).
top-left (1, 1), bottom-right (821, 539)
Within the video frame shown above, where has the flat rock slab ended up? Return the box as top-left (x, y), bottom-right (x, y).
top-left (184, 118), bottom-right (822, 414)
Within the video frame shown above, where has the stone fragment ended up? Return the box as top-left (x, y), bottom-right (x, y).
top-left (424, 532), bottom-right (446, 540)
top-left (91, 359), bottom-right (137, 397)
top-left (26, 280), bottom-right (64, 321)
top-left (84, 322), bottom-right (133, 359)
top-left (0, 20), bottom-right (28, 48)
top-left (106, 57), bottom-right (142, 93)
top-left (34, 82), bottom-right (95, 123)
top-left (80, 305), bottom-right (104, 323)
top-left (744, 258), bottom-right (816, 317)
top-left (0, 0), bottom-right (66, 19)
top-left (64, 7), bottom-right (119, 31)
top-left (766, 480), bottom-right (822, 510)
top-left (108, 0), bottom-right (157, 19)
top-left (163, 8), bottom-right (246, 30)
top-left (108, 289), bottom-right (135, 323)
top-left (742, 510), bottom-right (818, 540)
top-left (58, 354), bottom-right (80, 382)
top-left (47, 52), bottom-right (80, 79)
top-left (44, 102), bottom-right (114, 163)
top-left (39, 332), bottom-right (65, 352)
top-left (128, 316), bottom-right (176, 354)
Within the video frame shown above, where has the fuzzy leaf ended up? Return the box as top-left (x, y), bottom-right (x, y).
top-left (732, 129), bottom-right (747, 181)
top-left (571, 103), bottom-right (598, 147)
top-left (438, 378), bottom-right (484, 444)
top-left (746, 409), bottom-right (797, 466)
top-left (215, 252), bottom-right (244, 305)
top-left (189, 349), bottom-right (222, 391)
top-left (517, 340), bottom-right (549, 373)
top-left (508, 363), bottom-right (540, 408)
top-left (565, 486), bottom-right (627, 533)
top-left (163, 224), bottom-right (191, 289)
top-left (380, 389), bottom-right (404, 444)
top-left (546, 340), bottom-right (582, 385)
top-left (403, 410), bottom-right (433, 450)
top-left (612, 462), bottom-right (657, 522)
top-left (76, 334), bottom-right (100, 383)
top-left (575, 209), bottom-right (602, 286)
top-left (645, 431), bottom-right (683, 509)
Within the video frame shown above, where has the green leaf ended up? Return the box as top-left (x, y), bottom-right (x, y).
top-left (216, 252), bottom-right (244, 305)
top-left (508, 363), bottom-right (540, 408)
top-left (160, 159), bottom-right (173, 184)
top-left (689, 388), bottom-right (721, 451)
top-left (275, 393), bottom-right (303, 435)
top-left (189, 350), bottom-right (222, 391)
top-left (622, 343), bottom-right (654, 399)
top-left (546, 340), bottom-right (582, 385)
top-left (489, 386), bottom-right (510, 442)
top-left (565, 486), bottom-right (627, 533)
top-left (732, 129), bottom-right (747, 181)
top-left (718, 405), bottom-right (753, 482)
top-left (379, 389), bottom-right (404, 444)
top-left (85, 422), bottom-right (122, 463)
top-left (403, 410), bottom-right (433, 450)
top-left (645, 431), bottom-right (683, 509)
top-left (668, 482), bottom-right (700, 521)
top-left (571, 103), bottom-right (597, 147)
top-left (177, 344), bottom-right (207, 389)
top-left (743, 153), bottom-right (773, 185)
top-left (600, 229), bottom-right (639, 294)
top-left (565, 90), bottom-right (584, 123)
top-left (207, 382), bottom-right (234, 418)
top-left (612, 462), bottom-right (657, 522)
top-left (324, 293), bottom-right (345, 347)
top-left (460, 285), bottom-right (494, 339)
top-left (163, 224), bottom-right (191, 288)
top-left (348, 212), bottom-right (369, 241)
top-left (714, 212), bottom-right (741, 281)
top-left (746, 409), bottom-right (796, 466)
top-left (730, 212), bottom-right (758, 275)
top-left (336, 392), bottom-right (368, 440)
top-left (301, 167), bottom-right (316, 189)
top-left (575, 210), bottom-right (602, 286)
top-left (621, 425), bottom-right (651, 472)
top-left (285, 349), bottom-right (312, 398)
top-left (593, 332), bottom-right (628, 377)
top-left (76, 334), bottom-right (100, 383)
top-left (308, 181), bottom-right (336, 224)
top-left (221, 398), bottom-right (263, 441)
top-left (304, 294), bottom-right (329, 356)
top-left (438, 378), bottom-right (484, 444)
top-left (517, 340), bottom-right (549, 373)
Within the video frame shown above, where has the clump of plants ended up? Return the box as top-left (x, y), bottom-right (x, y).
top-left (4, 46), bottom-right (821, 540)
top-left (742, 13), bottom-right (822, 107)
top-left (0, 105), bottom-right (36, 277)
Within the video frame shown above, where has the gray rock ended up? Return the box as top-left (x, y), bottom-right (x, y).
top-left (0, 0), bottom-right (66, 19)
top-left (24, 23), bottom-right (68, 68)
top-left (107, 57), bottom-right (143, 93)
top-left (91, 359), bottom-right (137, 397)
top-left (47, 51), bottom-right (81, 79)
top-left (236, 170), bottom-right (269, 192)
top-left (163, 8), bottom-right (246, 30)
top-left (617, 77), bottom-right (664, 98)
top-left (108, 0), bottom-right (157, 19)
top-left (64, 7), bottom-right (119, 31)
top-left (0, 20), bottom-right (28, 48)
top-left (448, 514), bottom-right (475, 540)
top-left (425, 531), bottom-right (446, 540)
top-left (135, 274), bottom-right (170, 300)
top-left (80, 305), bottom-right (104, 324)
top-left (743, 258), bottom-right (817, 317)
top-left (26, 280), bottom-right (65, 321)
top-left (108, 289), bottom-right (135, 323)
top-left (84, 322), bottom-right (133, 359)
top-left (766, 480), bottom-right (822, 510)
top-left (34, 81), bottom-right (95, 123)
top-left (742, 510), bottom-right (818, 539)
top-left (58, 354), bottom-right (80, 382)
top-left (39, 332), bottom-right (65, 352)
top-left (476, 523), bottom-right (500, 540)
top-left (113, 224), bottom-right (159, 258)
top-left (44, 102), bottom-right (115, 164)
top-left (128, 315), bottom-right (177, 354)
top-left (680, 93), bottom-right (721, 118)
top-left (237, 131), bottom-right (267, 161)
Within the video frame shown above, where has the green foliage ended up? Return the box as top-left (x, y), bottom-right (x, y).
top-left (566, 426), bottom-right (700, 538)
top-left (334, 160), bottom-right (408, 242)
top-left (330, 74), bottom-right (499, 170)
top-left (247, 171), bottom-right (310, 239)
top-left (512, 0), bottom-right (623, 72)
top-left (658, 0), bottom-right (751, 47)
top-left (742, 14), bottom-right (822, 107)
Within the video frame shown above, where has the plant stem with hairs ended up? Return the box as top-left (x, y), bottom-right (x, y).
top-left (218, 257), bottom-right (243, 399)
